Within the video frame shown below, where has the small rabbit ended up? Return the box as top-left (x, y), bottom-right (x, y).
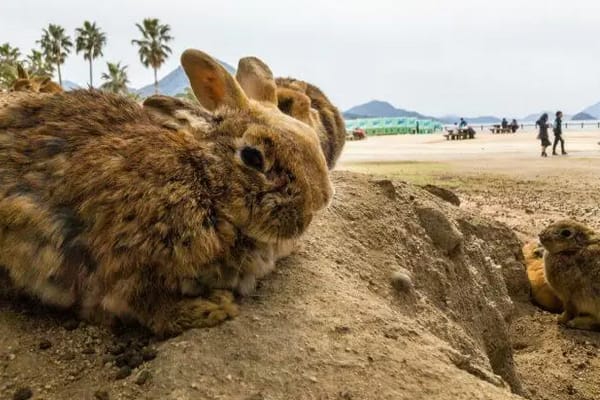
top-left (0, 49), bottom-right (333, 336)
top-left (540, 219), bottom-right (600, 330)
top-left (10, 64), bottom-right (63, 94)
top-left (522, 240), bottom-right (562, 313)
top-left (275, 77), bottom-right (345, 170)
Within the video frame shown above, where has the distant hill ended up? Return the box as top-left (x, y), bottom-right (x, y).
top-left (344, 101), bottom-right (510, 124)
top-left (62, 80), bottom-right (82, 91)
top-left (343, 112), bottom-right (371, 120)
top-left (344, 100), bottom-right (437, 120)
top-left (571, 112), bottom-right (597, 121)
top-left (581, 101), bottom-right (600, 119)
top-left (136, 60), bottom-right (236, 98)
top-left (522, 111), bottom-right (573, 122)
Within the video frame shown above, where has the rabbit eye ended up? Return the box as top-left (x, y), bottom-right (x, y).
top-left (241, 146), bottom-right (264, 172)
top-left (560, 229), bottom-right (572, 238)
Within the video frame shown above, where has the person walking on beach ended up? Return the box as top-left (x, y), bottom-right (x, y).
top-left (552, 111), bottom-right (567, 155)
top-left (536, 113), bottom-right (551, 157)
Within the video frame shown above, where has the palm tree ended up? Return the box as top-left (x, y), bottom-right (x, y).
top-left (100, 62), bottom-right (129, 94)
top-left (131, 18), bottom-right (173, 94)
top-left (25, 49), bottom-right (54, 78)
top-left (75, 21), bottom-right (107, 88)
top-left (0, 42), bottom-right (21, 64)
top-left (38, 24), bottom-right (73, 86)
top-left (0, 42), bottom-right (21, 89)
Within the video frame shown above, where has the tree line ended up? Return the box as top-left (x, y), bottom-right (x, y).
top-left (0, 18), bottom-right (173, 95)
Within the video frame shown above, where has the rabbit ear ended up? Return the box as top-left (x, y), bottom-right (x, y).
top-left (181, 49), bottom-right (249, 112)
top-left (276, 87), bottom-right (311, 124)
top-left (236, 57), bottom-right (277, 106)
top-left (17, 64), bottom-right (28, 80)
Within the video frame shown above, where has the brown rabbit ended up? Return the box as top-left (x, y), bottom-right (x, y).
top-left (0, 49), bottom-right (333, 337)
top-left (275, 77), bottom-right (345, 170)
top-left (540, 219), bottom-right (600, 330)
top-left (522, 240), bottom-right (563, 313)
top-left (143, 57), bottom-right (345, 297)
top-left (10, 64), bottom-right (63, 94)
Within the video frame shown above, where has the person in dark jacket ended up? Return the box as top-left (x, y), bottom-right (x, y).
top-left (536, 113), bottom-right (551, 157)
top-left (510, 119), bottom-right (519, 133)
top-left (552, 111), bottom-right (567, 155)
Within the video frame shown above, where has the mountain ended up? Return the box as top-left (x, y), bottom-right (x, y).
top-left (62, 80), bottom-right (82, 91)
top-left (136, 60), bottom-right (236, 98)
top-left (344, 100), bottom-right (436, 120)
top-left (571, 112), bottom-right (596, 121)
top-left (344, 101), bottom-right (506, 124)
top-left (522, 111), bottom-right (573, 122)
top-left (581, 101), bottom-right (600, 119)
top-left (343, 112), bottom-right (371, 120)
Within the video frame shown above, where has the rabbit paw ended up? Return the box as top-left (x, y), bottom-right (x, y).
top-left (557, 310), bottom-right (573, 325)
top-left (566, 315), bottom-right (600, 331)
top-left (153, 290), bottom-right (239, 337)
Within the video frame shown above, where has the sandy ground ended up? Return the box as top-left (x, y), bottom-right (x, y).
top-left (339, 129), bottom-right (600, 163)
top-left (2, 91), bottom-right (599, 400)
top-left (339, 130), bottom-right (600, 400)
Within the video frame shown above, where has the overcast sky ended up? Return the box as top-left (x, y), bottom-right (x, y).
top-left (1, 0), bottom-right (600, 117)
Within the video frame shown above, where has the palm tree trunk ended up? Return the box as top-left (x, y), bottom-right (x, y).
top-left (153, 67), bottom-right (158, 94)
top-left (89, 59), bottom-right (93, 88)
top-left (57, 62), bottom-right (62, 87)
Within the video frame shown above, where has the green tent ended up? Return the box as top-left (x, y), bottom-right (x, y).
top-left (344, 117), bottom-right (442, 136)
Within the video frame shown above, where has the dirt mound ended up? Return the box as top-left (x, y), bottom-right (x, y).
top-left (0, 171), bottom-right (530, 399)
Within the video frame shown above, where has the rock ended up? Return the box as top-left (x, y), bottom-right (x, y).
top-left (63, 319), bottom-right (79, 331)
top-left (93, 390), bottom-right (110, 400)
top-left (415, 205), bottom-right (463, 254)
top-left (134, 370), bottom-right (152, 385)
top-left (390, 270), bottom-right (414, 292)
top-left (38, 339), bottom-right (52, 350)
top-left (127, 353), bottom-right (144, 369)
top-left (421, 184), bottom-right (461, 206)
top-left (115, 366), bottom-right (132, 380)
top-left (12, 387), bottom-right (33, 400)
top-left (373, 179), bottom-right (396, 200)
top-left (107, 344), bottom-right (125, 356)
top-left (141, 347), bottom-right (158, 361)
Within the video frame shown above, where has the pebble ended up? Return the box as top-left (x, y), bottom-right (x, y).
top-left (108, 344), bottom-right (125, 356)
top-left (141, 347), bottom-right (157, 361)
top-left (82, 346), bottom-right (96, 355)
top-left (38, 339), bottom-right (52, 350)
top-left (115, 366), bottom-right (132, 380)
top-left (63, 319), bottom-right (80, 331)
top-left (94, 390), bottom-right (110, 400)
top-left (127, 354), bottom-right (143, 369)
top-left (390, 271), bottom-right (414, 292)
top-left (12, 387), bottom-right (33, 400)
top-left (134, 370), bottom-right (151, 385)
top-left (334, 326), bottom-right (351, 334)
